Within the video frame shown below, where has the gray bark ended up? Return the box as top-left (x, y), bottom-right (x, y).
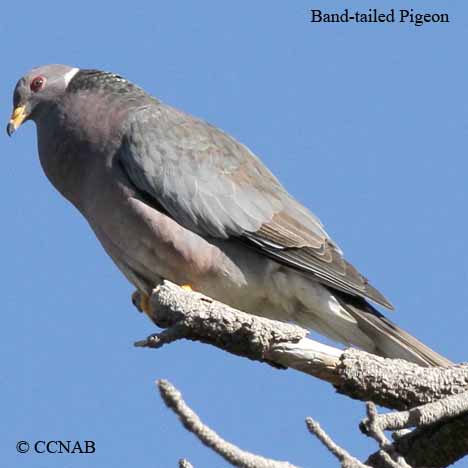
top-left (137, 282), bottom-right (468, 467)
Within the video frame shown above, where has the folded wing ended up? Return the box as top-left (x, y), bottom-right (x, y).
top-left (118, 103), bottom-right (393, 309)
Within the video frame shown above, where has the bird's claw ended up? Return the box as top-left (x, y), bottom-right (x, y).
top-left (131, 290), bottom-right (151, 314)
top-left (132, 285), bottom-right (192, 316)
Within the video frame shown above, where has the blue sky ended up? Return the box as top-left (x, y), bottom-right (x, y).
top-left (1, 1), bottom-right (466, 467)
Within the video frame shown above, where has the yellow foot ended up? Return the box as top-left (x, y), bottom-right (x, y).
top-left (181, 284), bottom-right (193, 291)
top-left (131, 290), bottom-right (151, 314)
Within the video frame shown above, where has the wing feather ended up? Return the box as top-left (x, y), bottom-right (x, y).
top-left (118, 103), bottom-right (392, 309)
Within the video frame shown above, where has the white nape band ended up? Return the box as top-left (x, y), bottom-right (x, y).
top-left (64, 67), bottom-right (80, 87)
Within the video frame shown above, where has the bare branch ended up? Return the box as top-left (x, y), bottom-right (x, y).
top-left (140, 283), bottom-right (468, 467)
top-left (336, 350), bottom-right (468, 410)
top-left (367, 411), bottom-right (468, 468)
top-left (157, 379), bottom-right (300, 468)
top-left (135, 323), bottom-right (189, 348)
top-left (361, 404), bottom-right (411, 468)
top-left (363, 390), bottom-right (468, 432)
top-left (179, 459), bottom-right (194, 468)
top-left (364, 403), bottom-right (391, 449)
top-left (156, 377), bottom-right (468, 468)
top-left (138, 282), bottom-right (468, 410)
top-left (305, 417), bottom-right (370, 468)
top-left (305, 408), bottom-right (414, 468)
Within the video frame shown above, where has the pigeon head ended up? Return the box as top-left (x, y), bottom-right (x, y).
top-left (7, 64), bottom-right (80, 136)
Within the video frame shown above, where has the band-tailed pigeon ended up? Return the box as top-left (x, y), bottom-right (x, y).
top-left (7, 64), bottom-right (451, 366)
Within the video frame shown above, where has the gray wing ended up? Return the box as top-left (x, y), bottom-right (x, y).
top-left (118, 104), bottom-right (393, 309)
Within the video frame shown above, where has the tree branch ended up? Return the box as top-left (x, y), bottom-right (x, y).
top-left (305, 417), bottom-right (371, 468)
top-left (367, 410), bottom-right (468, 468)
top-left (157, 379), bottom-right (300, 468)
top-left (139, 282), bottom-right (468, 467)
top-left (362, 391), bottom-right (468, 432)
top-left (157, 380), bottom-right (411, 468)
top-left (136, 281), bottom-right (468, 409)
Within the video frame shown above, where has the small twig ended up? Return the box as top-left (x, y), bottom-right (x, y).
top-left (305, 417), bottom-right (370, 468)
top-left (157, 379), bottom-right (300, 468)
top-left (135, 324), bottom-right (189, 348)
top-left (364, 403), bottom-right (391, 449)
top-left (179, 459), bottom-right (194, 468)
top-left (362, 404), bottom-right (411, 468)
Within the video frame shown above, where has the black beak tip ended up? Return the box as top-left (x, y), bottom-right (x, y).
top-left (6, 123), bottom-right (15, 137)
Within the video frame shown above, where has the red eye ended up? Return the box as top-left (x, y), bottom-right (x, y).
top-left (30, 76), bottom-right (45, 92)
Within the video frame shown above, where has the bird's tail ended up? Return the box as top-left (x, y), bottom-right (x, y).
top-left (333, 293), bottom-right (452, 367)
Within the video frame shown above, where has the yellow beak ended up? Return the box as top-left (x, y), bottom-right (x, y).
top-left (7, 105), bottom-right (28, 136)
